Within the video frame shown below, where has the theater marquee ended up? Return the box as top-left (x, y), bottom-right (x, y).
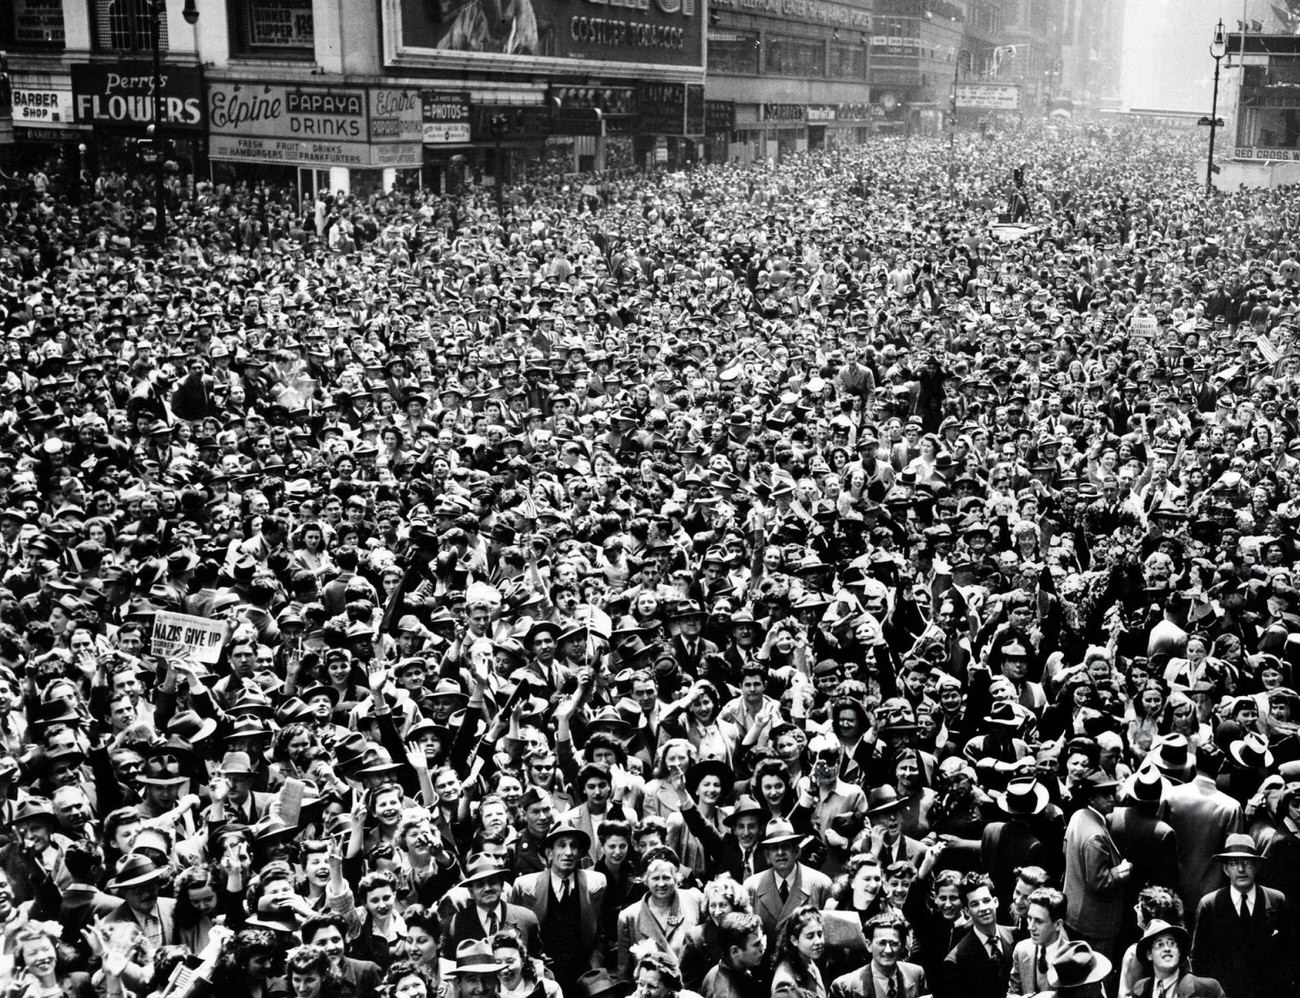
top-left (381, 0), bottom-right (705, 81)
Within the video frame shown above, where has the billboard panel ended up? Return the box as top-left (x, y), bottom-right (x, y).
top-left (955, 83), bottom-right (1021, 111)
top-left (384, 0), bottom-right (703, 78)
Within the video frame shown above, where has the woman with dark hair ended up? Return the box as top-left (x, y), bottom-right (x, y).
top-left (770, 905), bottom-right (827, 998)
top-left (826, 854), bottom-right (896, 927)
top-left (491, 926), bottom-right (561, 998)
top-left (632, 950), bottom-right (700, 998)
top-left (750, 757), bottom-right (797, 821)
top-left (268, 723), bottom-right (316, 791)
top-left (893, 749), bottom-right (937, 840)
top-left (399, 904), bottom-right (444, 986)
top-left (174, 864), bottom-right (243, 952)
top-left (383, 959), bottom-right (443, 998)
top-left (285, 943), bottom-right (346, 998)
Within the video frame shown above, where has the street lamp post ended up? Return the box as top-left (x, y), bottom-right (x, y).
top-left (77, 142), bottom-right (87, 204)
top-left (949, 48), bottom-right (968, 193)
top-left (1207, 18), bottom-right (1227, 195)
top-left (147, 0), bottom-right (199, 242)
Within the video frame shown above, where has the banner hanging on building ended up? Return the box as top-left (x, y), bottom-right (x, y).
top-left (954, 82), bottom-right (1021, 111)
top-left (421, 91), bottom-right (471, 144)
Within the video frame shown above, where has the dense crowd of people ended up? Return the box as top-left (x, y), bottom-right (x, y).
top-left (0, 121), bottom-right (1298, 998)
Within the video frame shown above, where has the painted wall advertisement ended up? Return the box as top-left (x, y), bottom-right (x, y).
top-left (71, 63), bottom-right (205, 131)
top-left (8, 0), bottom-right (66, 47)
top-left (391, 0), bottom-right (703, 69)
top-left (208, 82), bottom-right (422, 169)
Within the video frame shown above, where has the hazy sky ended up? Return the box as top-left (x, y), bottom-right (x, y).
top-left (1120, 0), bottom-right (1278, 111)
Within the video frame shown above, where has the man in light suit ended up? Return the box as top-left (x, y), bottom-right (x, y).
top-left (830, 914), bottom-right (927, 998)
top-left (1009, 887), bottom-right (1070, 997)
top-left (1062, 771), bottom-right (1130, 960)
top-left (101, 854), bottom-right (179, 991)
top-left (743, 819), bottom-right (832, 943)
top-left (446, 855), bottom-right (542, 954)
top-left (1190, 834), bottom-right (1295, 998)
top-left (509, 819), bottom-right (607, 994)
top-left (940, 874), bottom-right (1014, 998)
top-left (1162, 745), bottom-right (1244, 916)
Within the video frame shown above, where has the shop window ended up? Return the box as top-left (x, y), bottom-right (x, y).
top-left (93, 0), bottom-right (168, 53)
top-left (766, 36), bottom-right (825, 78)
top-left (707, 32), bottom-right (760, 75)
top-left (230, 0), bottom-right (315, 57)
top-left (830, 43), bottom-right (866, 79)
top-left (1, 0), bottom-right (67, 50)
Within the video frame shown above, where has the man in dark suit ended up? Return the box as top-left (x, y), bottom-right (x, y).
top-left (981, 777), bottom-right (1063, 917)
top-left (1190, 834), bottom-right (1295, 998)
top-left (940, 873), bottom-right (1013, 998)
top-left (1164, 748), bottom-right (1244, 916)
top-left (509, 819), bottom-right (607, 994)
top-left (1110, 767), bottom-right (1179, 941)
top-left (669, 602), bottom-right (720, 677)
top-left (830, 914), bottom-right (927, 998)
top-left (446, 855), bottom-right (542, 954)
top-left (1063, 771), bottom-right (1131, 960)
top-left (742, 819), bottom-right (832, 943)
top-left (681, 793), bottom-right (769, 883)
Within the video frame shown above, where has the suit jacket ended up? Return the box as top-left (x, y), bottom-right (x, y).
top-left (616, 888), bottom-right (705, 980)
top-left (1010, 931), bottom-right (1071, 997)
top-left (509, 868), bottom-right (608, 959)
top-left (1190, 886), bottom-right (1295, 998)
top-left (205, 790), bottom-right (274, 827)
top-left (701, 961), bottom-right (768, 998)
top-left (1164, 775), bottom-right (1244, 915)
top-left (339, 956), bottom-right (382, 996)
top-left (829, 961), bottom-right (927, 998)
top-left (102, 897), bottom-right (178, 947)
top-left (940, 925), bottom-right (1013, 998)
top-left (982, 817), bottom-right (1062, 917)
top-left (744, 864), bottom-right (833, 939)
top-left (1063, 806), bottom-right (1125, 939)
top-left (1133, 973), bottom-right (1226, 998)
top-left (446, 902), bottom-right (542, 953)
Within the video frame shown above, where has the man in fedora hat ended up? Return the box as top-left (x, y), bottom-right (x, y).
top-left (103, 853), bottom-right (177, 959)
top-left (1063, 771), bottom-right (1131, 961)
top-left (446, 939), bottom-right (505, 998)
top-left (981, 777), bottom-right (1063, 917)
top-left (743, 818), bottom-right (832, 941)
top-left (862, 784), bottom-right (921, 868)
top-left (446, 854), bottom-right (541, 953)
top-left (1134, 920), bottom-right (1224, 998)
top-left (1110, 766), bottom-right (1179, 940)
top-left (206, 750), bottom-right (274, 828)
top-left (509, 819), bottom-right (607, 993)
top-left (1190, 833), bottom-right (1295, 998)
top-left (1164, 748), bottom-right (1244, 915)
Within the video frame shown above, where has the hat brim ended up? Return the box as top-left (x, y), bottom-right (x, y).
top-left (994, 785), bottom-right (1049, 816)
top-left (108, 868), bottom-right (167, 890)
top-left (448, 961), bottom-right (505, 975)
top-left (1214, 849), bottom-right (1264, 861)
top-left (1048, 953), bottom-right (1112, 988)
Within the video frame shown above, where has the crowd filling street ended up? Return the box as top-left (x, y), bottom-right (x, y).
top-left (0, 121), bottom-right (1297, 998)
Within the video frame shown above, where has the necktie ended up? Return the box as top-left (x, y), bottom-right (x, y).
top-left (558, 879), bottom-right (569, 903)
top-left (487, 911), bottom-right (498, 936)
top-left (987, 937), bottom-right (1000, 963)
top-left (778, 880), bottom-right (790, 904)
top-left (743, 849), bottom-right (753, 880)
top-left (886, 976), bottom-right (897, 998)
top-left (1036, 945), bottom-right (1047, 987)
top-left (1240, 893), bottom-right (1251, 921)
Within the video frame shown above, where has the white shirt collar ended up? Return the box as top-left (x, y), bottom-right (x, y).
top-left (1231, 885), bottom-right (1257, 914)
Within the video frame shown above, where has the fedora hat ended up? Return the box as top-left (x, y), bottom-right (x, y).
top-left (299, 684), bottom-right (340, 708)
top-left (1047, 941), bottom-right (1112, 990)
top-left (576, 968), bottom-right (633, 998)
top-left (354, 746), bottom-right (404, 779)
top-left (219, 750), bottom-right (257, 776)
top-left (1119, 766), bottom-right (1169, 806)
top-left (12, 797), bottom-right (57, 828)
top-left (446, 940), bottom-right (504, 975)
top-left (166, 709), bottom-right (218, 744)
top-left (760, 819), bottom-right (803, 848)
top-left (251, 816), bottom-right (299, 845)
top-left (866, 786), bottom-right (908, 814)
top-left (1214, 832), bottom-right (1264, 861)
top-left (1144, 734), bottom-right (1193, 782)
top-left (225, 717), bottom-right (273, 744)
top-left (1079, 770), bottom-right (1120, 794)
top-left (107, 853), bottom-right (168, 890)
top-left (1137, 919), bottom-right (1190, 960)
top-left (982, 701), bottom-right (1022, 731)
top-left (993, 776), bottom-right (1050, 816)
top-left (459, 855), bottom-right (512, 887)
top-left (1229, 732), bottom-right (1275, 770)
top-left (724, 794), bottom-right (767, 827)
top-left (587, 705), bottom-right (633, 740)
top-left (137, 754), bottom-right (190, 787)
top-left (544, 817), bottom-right (591, 852)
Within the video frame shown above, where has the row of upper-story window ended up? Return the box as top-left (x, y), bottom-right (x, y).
top-left (2, 0), bottom-right (315, 58)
